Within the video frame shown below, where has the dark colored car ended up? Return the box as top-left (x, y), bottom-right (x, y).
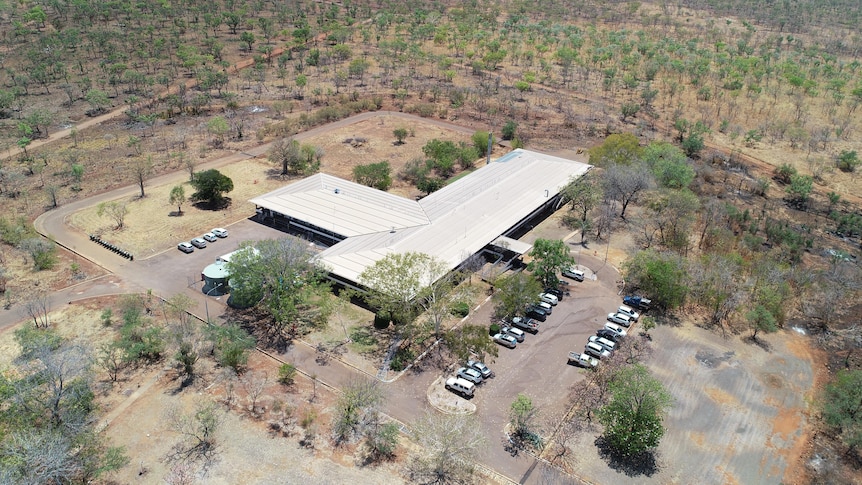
top-left (596, 328), bottom-right (621, 342)
top-left (526, 308), bottom-right (547, 322)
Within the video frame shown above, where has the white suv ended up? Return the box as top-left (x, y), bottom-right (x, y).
top-left (617, 305), bottom-right (640, 321)
top-left (607, 313), bottom-right (633, 327)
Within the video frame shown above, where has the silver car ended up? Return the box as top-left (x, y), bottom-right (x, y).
top-left (211, 227), bottom-right (229, 238)
top-left (467, 360), bottom-right (492, 379)
top-left (585, 341), bottom-right (611, 359)
top-left (493, 333), bottom-right (518, 349)
top-left (502, 325), bottom-right (526, 342)
top-left (607, 312), bottom-right (633, 327)
top-left (190, 237), bottom-right (208, 248)
top-left (456, 366), bottom-right (483, 384)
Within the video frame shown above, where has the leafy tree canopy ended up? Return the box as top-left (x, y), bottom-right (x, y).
top-left (353, 161), bottom-right (392, 191)
top-left (190, 169), bottom-right (233, 206)
top-left (358, 252), bottom-right (448, 325)
top-left (642, 141), bottom-right (695, 189)
top-left (622, 249), bottom-right (688, 310)
top-left (598, 364), bottom-right (672, 456)
top-left (589, 133), bottom-right (642, 167)
top-left (527, 239), bottom-right (574, 288)
top-left (822, 370), bottom-right (862, 451)
top-left (493, 271), bottom-right (543, 319)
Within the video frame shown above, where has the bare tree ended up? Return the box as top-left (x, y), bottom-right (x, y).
top-left (407, 412), bottom-right (486, 484)
top-left (240, 370), bottom-right (269, 416)
top-left (130, 156), bottom-right (153, 198)
top-left (602, 162), bottom-right (654, 219)
top-left (20, 290), bottom-right (50, 328)
top-left (166, 399), bottom-right (223, 460)
top-left (1, 429), bottom-right (81, 484)
top-left (97, 343), bottom-right (127, 383)
top-left (332, 378), bottom-right (384, 445)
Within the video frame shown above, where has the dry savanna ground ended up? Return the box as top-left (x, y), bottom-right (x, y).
top-left (68, 115), bottom-right (473, 256)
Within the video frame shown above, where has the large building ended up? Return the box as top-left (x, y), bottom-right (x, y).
top-left (250, 149), bottom-right (591, 290)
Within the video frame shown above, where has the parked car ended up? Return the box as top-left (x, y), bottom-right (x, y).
top-left (544, 288), bottom-right (564, 300)
top-left (597, 328), bottom-right (621, 342)
top-left (623, 295), bottom-right (651, 310)
top-left (445, 377), bottom-right (475, 397)
top-left (493, 333), bottom-right (518, 348)
top-left (604, 322), bottom-right (628, 338)
top-left (456, 366), bottom-right (483, 384)
top-left (539, 292), bottom-right (559, 306)
top-left (562, 267), bottom-right (585, 281)
top-left (585, 341), bottom-right (611, 359)
top-left (202, 232), bottom-right (218, 242)
top-left (568, 352), bottom-right (599, 368)
top-left (502, 326), bottom-right (526, 342)
top-left (211, 228), bottom-right (229, 238)
top-left (589, 335), bottom-right (617, 353)
top-left (511, 316), bottom-right (539, 333)
top-left (178, 242), bottom-right (194, 253)
top-left (467, 360), bottom-right (492, 379)
top-left (190, 237), bottom-right (208, 248)
top-left (617, 305), bottom-right (640, 321)
top-left (536, 301), bottom-right (553, 314)
top-left (557, 279), bottom-right (570, 287)
top-left (526, 309), bottom-right (547, 322)
top-left (607, 312), bottom-right (634, 327)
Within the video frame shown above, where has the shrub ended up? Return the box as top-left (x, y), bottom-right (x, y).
top-left (502, 120), bottom-right (518, 140)
top-left (489, 323), bottom-right (501, 336)
top-left (389, 346), bottom-right (415, 371)
top-left (451, 302), bottom-right (469, 318)
top-left (353, 161), bottom-right (392, 190)
top-left (278, 363), bottom-right (297, 386)
top-left (836, 150), bottom-right (860, 173)
top-left (774, 163), bottom-right (797, 184)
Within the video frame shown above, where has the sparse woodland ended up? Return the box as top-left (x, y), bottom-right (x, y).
top-left (0, 0), bottom-right (861, 482)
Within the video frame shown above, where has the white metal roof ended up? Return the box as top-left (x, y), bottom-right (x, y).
top-left (249, 173), bottom-right (430, 237)
top-left (251, 149), bottom-right (591, 287)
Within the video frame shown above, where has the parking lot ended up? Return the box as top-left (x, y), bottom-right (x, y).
top-left (447, 253), bottom-right (626, 482)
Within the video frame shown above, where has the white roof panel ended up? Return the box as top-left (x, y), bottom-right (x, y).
top-left (251, 150), bottom-right (591, 288)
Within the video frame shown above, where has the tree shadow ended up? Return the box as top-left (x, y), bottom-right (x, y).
top-left (744, 335), bottom-right (772, 352)
top-left (168, 210), bottom-right (184, 217)
top-left (192, 197), bottom-right (232, 211)
top-left (594, 436), bottom-right (660, 477)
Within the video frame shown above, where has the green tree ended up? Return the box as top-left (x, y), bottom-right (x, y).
top-left (598, 364), bottom-right (672, 456)
top-left (393, 128), bottom-right (408, 145)
top-left (268, 138), bottom-right (318, 176)
top-left (493, 271), bottom-right (543, 319)
top-left (207, 116), bottom-right (230, 147)
top-left (169, 185), bottom-right (186, 215)
top-left (502, 120), bottom-right (518, 141)
top-left (642, 141), bottom-right (695, 189)
top-left (527, 239), bottom-right (575, 288)
top-left (836, 150), bottom-right (859, 173)
top-left (358, 252), bottom-right (449, 326)
top-left (190, 169), bottom-right (234, 207)
top-left (746, 304), bottom-right (777, 340)
top-left (277, 363), bottom-right (297, 386)
top-left (85, 89), bottom-right (110, 113)
top-left (786, 174), bottom-right (813, 208)
top-left (589, 133), bottom-right (642, 167)
top-left (70, 164), bottom-right (85, 191)
top-left (471, 130), bottom-right (490, 158)
top-left (821, 370), bottom-right (862, 452)
top-left (96, 201), bottom-right (129, 230)
top-left (239, 31), bottom-right (256, 51)
top-left (443, 324), bottom-right (499, 363)
top-left (353, 161), bottom-right (392, 190)
top-left (510, 394), bottom-right (541, 449)
top-left (227, 239), bottom-right (330, 343)
top-left (205, 323), bottom-right (256, 372)
top-left (416, 175), bottom-right (445, 195)
top-left (622, 249), bottom-right (688, 310)
top-left (620, 102), bottom-right (640, 121)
